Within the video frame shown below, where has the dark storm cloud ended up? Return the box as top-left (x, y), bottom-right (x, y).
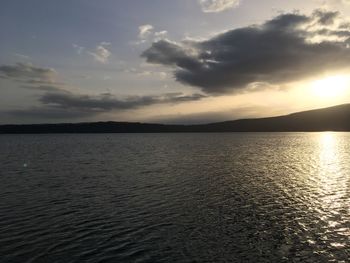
top-left (7, 91), bottom-right (206, 119)
top-left (0, 63), bottom-right (57, 83)
top-left (142, 40), bottom-right (202, 70)
top-left (142, 10), bottom-right (350, 94)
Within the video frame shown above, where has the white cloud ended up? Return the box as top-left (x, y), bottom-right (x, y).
top-left (198, 0), bottom-right (240, 13)
top-left (100, 41), bottom-right (111, 46)
top-left (88, 42), bottom-right (111, 64)
top-left (313, 0), bottom-right (350, 6)
top-left (72, 44), bottom-right (85, 55)
top-left (132, 25), bottom-right (167, 45)
top-left (138, 24), bottom-right (154, 40)
top-left (13, 53), bottom-right (30, 60)
top-left (154, 30), bottom-right (168, 40)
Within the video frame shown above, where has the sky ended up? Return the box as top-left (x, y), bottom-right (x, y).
top-left (2, 0), bottom-right (350, 124)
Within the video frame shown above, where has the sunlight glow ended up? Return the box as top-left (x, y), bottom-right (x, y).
top-left (312, 75), bottom-right (349, 98)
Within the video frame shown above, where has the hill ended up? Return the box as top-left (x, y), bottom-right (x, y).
top-left (1, 104), bottom-right (350, 133)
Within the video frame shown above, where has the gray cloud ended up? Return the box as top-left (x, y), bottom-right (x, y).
top-left (142, 10), bottom-right (350, 94)
top-left (19, 84), bottom-right (64, 92)
top-left (313, 9), bottom-right (339, 25)
top-left (39, 91), bottom-right (206, 112)
top-left (0, 63), bottom-right (57, 83)
top-left (0, 63), bottom-right (67, 93)
top-left (7, 91), bottom-right (206, 119)
top-left (142, 40), bottom-right (204, 78)
top-left (1, 61), bottom-right (206, 120)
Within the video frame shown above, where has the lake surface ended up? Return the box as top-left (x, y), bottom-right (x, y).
top-left (0, 133), bottom-right (349, 262)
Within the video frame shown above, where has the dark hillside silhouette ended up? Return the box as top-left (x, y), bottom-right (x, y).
top-left (1, 104), bottom-right (350, 133)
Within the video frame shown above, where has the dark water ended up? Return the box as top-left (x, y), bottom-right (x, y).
top-left (0, 133), bottom-right (349, 262)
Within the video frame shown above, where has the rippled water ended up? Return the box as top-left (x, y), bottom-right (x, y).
top-left (0, 133), bottom-right (349, 262)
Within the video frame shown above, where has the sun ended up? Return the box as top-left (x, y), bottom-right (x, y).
top-left (312, 75), bottom-right (349, 98)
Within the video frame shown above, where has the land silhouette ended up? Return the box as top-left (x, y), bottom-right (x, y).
top-left (1, 103), bottom-right (350, 134)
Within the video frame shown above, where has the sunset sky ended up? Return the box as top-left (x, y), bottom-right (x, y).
top-left (2, 0), bottom-right (350, 124)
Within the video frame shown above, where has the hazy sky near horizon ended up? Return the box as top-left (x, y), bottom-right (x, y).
top-left (2, 0), bottom-right (350, 124)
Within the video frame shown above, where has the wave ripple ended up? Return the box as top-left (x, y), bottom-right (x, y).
top-left (0, 133), bottom-right (349, 262)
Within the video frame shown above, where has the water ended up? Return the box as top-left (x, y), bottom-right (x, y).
top-left (0, 133), bottom-right (349, 262)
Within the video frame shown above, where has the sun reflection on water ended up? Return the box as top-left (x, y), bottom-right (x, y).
top-left (316, 132), bottom-right (348, 248)
top-left (319, 132), bottom-right (338, 173)
top-left (318, 133), bottom-right (340, 197)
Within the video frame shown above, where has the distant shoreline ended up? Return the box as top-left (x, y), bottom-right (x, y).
top-left (1, 103), bottom-right (350, 134)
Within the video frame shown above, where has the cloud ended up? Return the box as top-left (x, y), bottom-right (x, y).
top-left (74, 42), bottom-right (112, 63)
top-left (24, 79), bottom-right (64, 86)
top-left (39, 91), bottom-right (206, 111)
top-left (133, 25), bottom-right (168, 45)
top-left (313, 9), bottom-right (339, 25)
top-left (142, 10), bottom-right (350, 94)
top-left (124, 67), bottom-right (169, 79)
top-left (139, 24), bottom-right (154, 40)
top-left (198, 0), bottom-right (240, 13)
top-left (88, 42), bottom-right (112, 64)
top-left (73, 43), bottom-right (85, 54)
top-left (154, 30), bottom-right (168, 40)
top-left (1, 61), bottom-right (204, 119)
top-left (320, 0), bottom-right (350, 5)
top-left (0, 62), bottom-right (57, 83)
top-left (13, 53), bottom-right (30, 60)
top-left (142, 39), bottom-right (202, 68)
top-left (19, 84), bottom-right (65, 92)
top-left (0, 62), bottom-right (65, 93)
top-left (7, 91), bottom-right (206, 119)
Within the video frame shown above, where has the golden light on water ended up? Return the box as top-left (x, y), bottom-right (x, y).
top-left (317, 132), bottom-right (349, 248)
top-left (319, 133), bottom-right (336, 160)
top-left (318, 133), bottom-right (340, 201)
